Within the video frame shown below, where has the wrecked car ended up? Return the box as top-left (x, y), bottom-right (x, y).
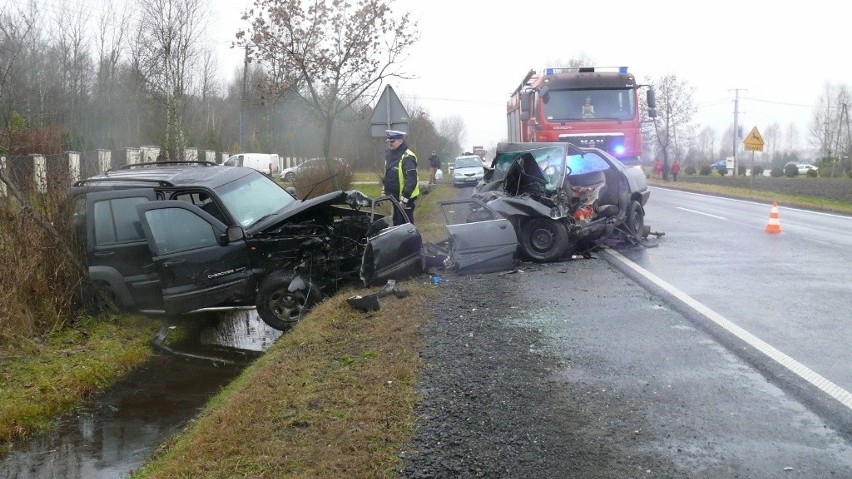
top-left (473, 142), bottom-right (650, 262)
top-left (65, 161), bottom-right (422, 331)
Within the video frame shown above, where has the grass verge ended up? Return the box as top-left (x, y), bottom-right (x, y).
top-left (132, 282), bottom-right (435, 478)
top-left (132, 184), bottom-right (458, 478)
top-left (0, 314), bottom-right (163, 445)
top-left (647, 177), bottom-right (852, 215)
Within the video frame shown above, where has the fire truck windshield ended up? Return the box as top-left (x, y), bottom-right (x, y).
top-left (543, 89), bottom-right (635, 121)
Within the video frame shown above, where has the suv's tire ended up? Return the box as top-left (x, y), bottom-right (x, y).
top-left (284, 172), bottom-right (296, 182)
top-left (519, 218), bottom-right (569, 263)
top-left (256, 272), bottom-right (320, 331)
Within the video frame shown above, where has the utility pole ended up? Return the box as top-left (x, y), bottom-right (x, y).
top-left (239, 46), bottom-right (251, 152)
top-left (729, 88), bottom-right (746, 176)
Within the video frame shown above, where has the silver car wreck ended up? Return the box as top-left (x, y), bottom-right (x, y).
top-left (472, 142), bottom-right (650, 262)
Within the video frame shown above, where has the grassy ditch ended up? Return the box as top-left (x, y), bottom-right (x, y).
top-left (0, 314), bottom-right (163, 445)
top-left (132, 283), bottom-right (434, 478)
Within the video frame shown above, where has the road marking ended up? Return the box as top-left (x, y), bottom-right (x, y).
top-left (676, 207), bottom-right (727, 220)
top-left (606, 249), bottom-right (852, 412)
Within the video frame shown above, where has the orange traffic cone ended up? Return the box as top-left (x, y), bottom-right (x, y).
top-left (765, 201), bottom-right (782, 234)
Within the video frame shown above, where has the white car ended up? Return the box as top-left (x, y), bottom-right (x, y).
top-left (452, 155), bottom-right (485, 187)
top-left (797, 163), bottom-right (818, 175)
top-left (280, 158), bottom-right (348, 182)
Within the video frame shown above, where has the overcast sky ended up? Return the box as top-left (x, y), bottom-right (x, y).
top-left (214, 1), bottom-right (847, 153)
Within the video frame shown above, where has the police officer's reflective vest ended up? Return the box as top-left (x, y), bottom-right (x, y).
top-left (397, 149), bottom-right (420, 199)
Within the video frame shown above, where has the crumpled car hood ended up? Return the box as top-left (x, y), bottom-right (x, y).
top-left (253, 190), bottom-right (369, 233)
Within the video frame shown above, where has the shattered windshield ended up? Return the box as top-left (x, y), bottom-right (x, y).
top-left (566, 150), bottom-right (611, 175)
top-left (493, 146), bottom-right (566, 191)
top-left (543, 88), bottom-right (636, 121)
top-left (215, 173), bottom-right (297, 227)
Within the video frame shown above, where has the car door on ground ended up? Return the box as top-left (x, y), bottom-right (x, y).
top-left (438, 199), bottom-right (517, 274)
top-left (136, 201), bottom-right (254, 315)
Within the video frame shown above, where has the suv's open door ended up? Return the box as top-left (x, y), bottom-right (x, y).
top-left (136, 201), bottom-right (254, 315)
top-left (360, 196), bottom-right (423, 286)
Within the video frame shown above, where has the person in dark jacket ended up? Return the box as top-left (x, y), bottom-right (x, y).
top-left (382, 130), bottom-right (419, 225)
top-left (427, 151), bottom-right (441, 184)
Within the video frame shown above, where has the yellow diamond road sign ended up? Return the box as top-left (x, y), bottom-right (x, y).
top-left (744, 126), bottom-right (764, 152)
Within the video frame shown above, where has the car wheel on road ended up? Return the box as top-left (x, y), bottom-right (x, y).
top-left (284, 172), bottom-right (296, 182)
top-left (520, 218), bottom-right (569, 263)
top-left (256, 271), bottom-right (320, 331)
top-left (623, 200), bottom-right (645, 238)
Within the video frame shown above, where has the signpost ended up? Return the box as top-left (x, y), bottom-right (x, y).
top-left (743, 126), bottom-right (764, 188)
top-left (743, 127), bottom-right (765, 152)
top-left (370, 85), bottom-right (409, 138)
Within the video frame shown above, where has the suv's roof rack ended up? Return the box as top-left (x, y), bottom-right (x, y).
top-left (110, 160), bottom-right (218, 173)
top-left (73, 177), bottom-right (175, 187)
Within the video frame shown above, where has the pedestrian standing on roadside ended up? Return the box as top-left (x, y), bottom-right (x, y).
top-left (428, 151), bottom-right (441, 184)
top-left (382, 130), bottom-right (420, 225)
top-left (671, 159), bottom-right (681, 181)
top-left (653, 158), bottom-right (663, 179)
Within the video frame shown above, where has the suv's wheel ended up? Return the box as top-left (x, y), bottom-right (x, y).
top-left (623, 200), bottom-right (645, 238)
top-left (256, 272), bottom-right (320, 331)
top-left (519, 218), bottom-right (569, 263)
top-left (284, 172), bottom-right (296, 182)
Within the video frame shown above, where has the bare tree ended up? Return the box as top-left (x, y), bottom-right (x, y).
top-left (240, 0), bottom-right (418, 167)
top-left (762, 121), bottom-right (780, 163)
top-left (438, 115), bottom-right (465, 157)
top-left (698, 126), bottom-right (716, 167)
top-left (808, 81), bottom-right (850, 161)
top-left (53, 3), bottom-right (93, 146)
top-left (0, 3), bottom-right (35, 155)
top-left (784, 122), bottom-right (800, 153)
top-left (135, 0), bottom-right (208, 159)
top-left (650, 73), bottom-right (696, 180)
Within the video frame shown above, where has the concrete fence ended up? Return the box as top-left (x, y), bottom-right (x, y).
top-left (0, 148), bottom-right (319, 197)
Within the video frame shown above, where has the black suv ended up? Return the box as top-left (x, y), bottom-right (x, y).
top-left (66, 161), bottom-right (423, 330)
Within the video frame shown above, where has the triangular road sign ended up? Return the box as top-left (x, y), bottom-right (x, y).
top-left (370, 85), bottom-right (409, 138)
top-left (743, 126), bottom-right (764, 151)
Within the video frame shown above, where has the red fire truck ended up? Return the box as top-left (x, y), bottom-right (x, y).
top-left (471, 146), bottom-right (487, 161)
top-left (507, 66), bottom-right (656, 165)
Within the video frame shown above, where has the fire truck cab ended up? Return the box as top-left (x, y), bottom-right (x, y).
top-left (507, 66), bottom-right (656, 166)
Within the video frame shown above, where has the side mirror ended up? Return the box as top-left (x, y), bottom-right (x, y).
top-left (221, 225), bottom-right (245, 244)
top-left (520, 91), bottom-right (531, 121)
top-left (646, 89), bottom-right (657, 118)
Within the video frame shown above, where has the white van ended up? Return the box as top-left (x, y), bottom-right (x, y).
top-left (224, 153), bottom-right (281, 177)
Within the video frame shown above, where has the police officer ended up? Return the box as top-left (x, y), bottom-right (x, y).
top-left (383, 130), bottom-right (419, 225)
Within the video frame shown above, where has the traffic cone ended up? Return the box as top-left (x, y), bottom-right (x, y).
top-left (764, 201), bottom-right (782, 234)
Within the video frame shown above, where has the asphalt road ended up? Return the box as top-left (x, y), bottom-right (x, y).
top-left (617, 187), bottom-right (852, 425)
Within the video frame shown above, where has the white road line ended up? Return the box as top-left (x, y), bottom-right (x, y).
top-left (607, 249), bottom-right (852, 412)
top-left (676, 207), bottom-right (727, 220)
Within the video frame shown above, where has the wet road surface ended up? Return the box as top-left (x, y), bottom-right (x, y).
top-left (0, 309), bottom-right (280, 479)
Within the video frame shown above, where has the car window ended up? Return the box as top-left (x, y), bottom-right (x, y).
top-left (454, 157), bottom-right (482, 169)
top-left (216, 173), bottom-right (297, 227)
top-left (93, 196), bottom-right (148, 245)
top-left (567, 151), bottom-right (610, 175)
top-left (143, 208), bottom-right (218, 255)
